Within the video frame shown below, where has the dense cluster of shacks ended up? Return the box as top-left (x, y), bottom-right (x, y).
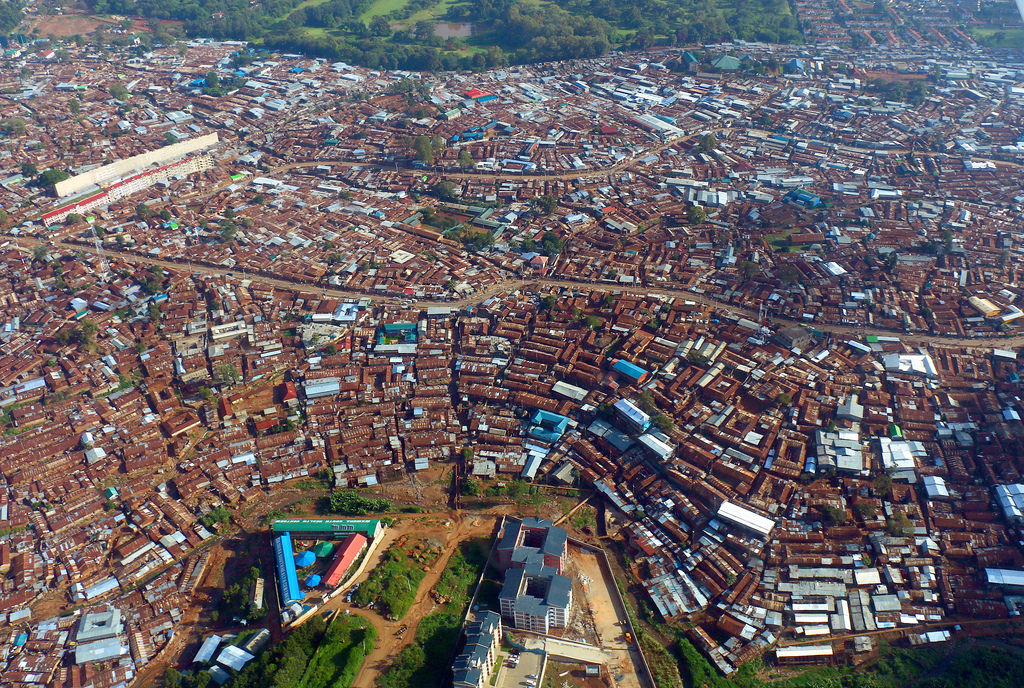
top-left (0, 29), bottom-right (1023, 688)
top-left (793, 0), bottom-right (976, 48)
top-left (1, 37), bottom-right (1020, 336)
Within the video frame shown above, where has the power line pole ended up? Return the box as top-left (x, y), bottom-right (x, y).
top-left (89, 217), bottom-right (108, 276)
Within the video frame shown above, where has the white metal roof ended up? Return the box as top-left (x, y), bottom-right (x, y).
top-left (716, 501), bottom-right (775, 538)
top-left (777, 644), bottom-right (833, 658)
top-left (986, 568), bottom-right (1024, 587)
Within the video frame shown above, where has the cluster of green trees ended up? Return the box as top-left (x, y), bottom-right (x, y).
top-left (55, 320), bottom-right (99, 350)
top-left (637, 389), bottom-right (675, 433)
top-left (298, 614), bottom-right (377, 688)
top-left (217, 566), bottom-right (267, 624)
top-left (201, 505), bottom-right (232, 528)
top-left (674, 632), bottom-right (1024, 688)
top-left (0, 1), bottom-right (22, 34)
top-left (457, 0), bottom-right (615, 63)
top-left (209, 614), bottom-right (372, 688)
top-left (319, 489), bottom-right (392, 515)
top-left (869, 78), bottom-right (930, 106)
top-left (0, 118), bottom-right (26, 136)
top-left (409, 135), bottom-right (445, 165)
top-left (37, 169), bottom-right (71, 191)
top-left (351, 547), bottom-right (426, 619)
top-left (87, 0), bottom-right (803, 70)
top-left (443, 225), bottom-right (495, 253)
top-left (378, 541), bottom-right (487, 688)
top-left (139, 266), bottom-right (166, 295)
top-left (519, 230), bottom-right (564, 257)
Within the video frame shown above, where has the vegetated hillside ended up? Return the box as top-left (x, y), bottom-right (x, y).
top-left (84, 0), bottom-right (801, 70)
top-left (0, 1), bottom-right (24, 34)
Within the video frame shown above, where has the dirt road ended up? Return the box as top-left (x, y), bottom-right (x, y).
top-left (36, 232), bottom-right (1024, 349)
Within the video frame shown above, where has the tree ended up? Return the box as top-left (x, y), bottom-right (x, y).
top-left (411, 135), bottom-right (433, 164)
top-left (0, 209), bottom-right (7, 227)
top-left (72, 320), bottom-right (98, 349)
top-left (942, 228), bottom-right (954, 253)
top-left (887, 510), bottom-right (912, 537)
top-left (136, 202), bottom-right (154, 220)
top-left (38, 169), bottom-right (70, 189)
top-left (535, 194), bottom-right (558, 215)
top-left (855, 501), bottom-right (877, 519)
top-left (651, 412), bottom-right (675, 433)
top-left (432, 181), bottom-right (458, 202)
top-left (738, 260), bottom-right (759, 281)
top-left (779, 264), bottom-right (801, 285)
top-left (20, 162), bottom-right (37, 177)
top-left (219, 222), bottom-right (238, 241)
top-left (69, 98), bottom-right (81, 115)
top-left (822, 505), bottom-right (847, 525)
top-left (688, 205), bottom-right (707, 224)
top-left (777, 392), bottom-right (793, 405)
top-left (637, 390), bottom-right (658, 414)
top-left (539, 294), bottom-right (557, 311)
top-left (32, 245), bottom-right (49, 262)
top-left (369, 16), bottom-right (391, 37)
top-left (698, 133), bottom-right (717, 152)
top-left (164, 668), bottom-right (184, 688)
top-left (214, 363), bottom-right (242, 385)
top-left (414, 20), bottom-right (435, 42)
top-left (0, 118), bottom-right (26, 136)
top-left (457, 149), bottom-right (474, 171)
top-left (873, 473), bottom-right (893, 498)
top-left (109, 82), bottom-right (130, 100)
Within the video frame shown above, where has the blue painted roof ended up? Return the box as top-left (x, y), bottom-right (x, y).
top-left (611, 359), bottom-right (649, 381)
top-left (273, 532), bottom-right (303, 605)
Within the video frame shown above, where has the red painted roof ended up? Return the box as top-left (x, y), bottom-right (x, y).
top-left (323, 532), bottom-right (368, 587)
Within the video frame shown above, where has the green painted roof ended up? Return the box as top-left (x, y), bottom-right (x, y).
top-left (712, 55), bottom-right (742, 71)
top-left (270, 518), bottom-right (382, 535)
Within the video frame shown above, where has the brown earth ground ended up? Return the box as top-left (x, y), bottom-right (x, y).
top-left (33, 14), bottom-right (111, 37)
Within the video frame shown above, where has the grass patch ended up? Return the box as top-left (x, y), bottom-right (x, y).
top-left (765, 228), bottom-right (800, 252)
top-left (358, 0), bottom-right (410, 21)
top-left (405, 0), bottom-right (462, 23)
top-left (972, 27), bottom-right (1024, 48)
top-left (642, 633), bottom-right (684, 688)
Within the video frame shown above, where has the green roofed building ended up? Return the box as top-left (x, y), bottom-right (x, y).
top-left (712, 55), bottom-right (742, 71)
top-left (270, 518), bottom-right (384, 540)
